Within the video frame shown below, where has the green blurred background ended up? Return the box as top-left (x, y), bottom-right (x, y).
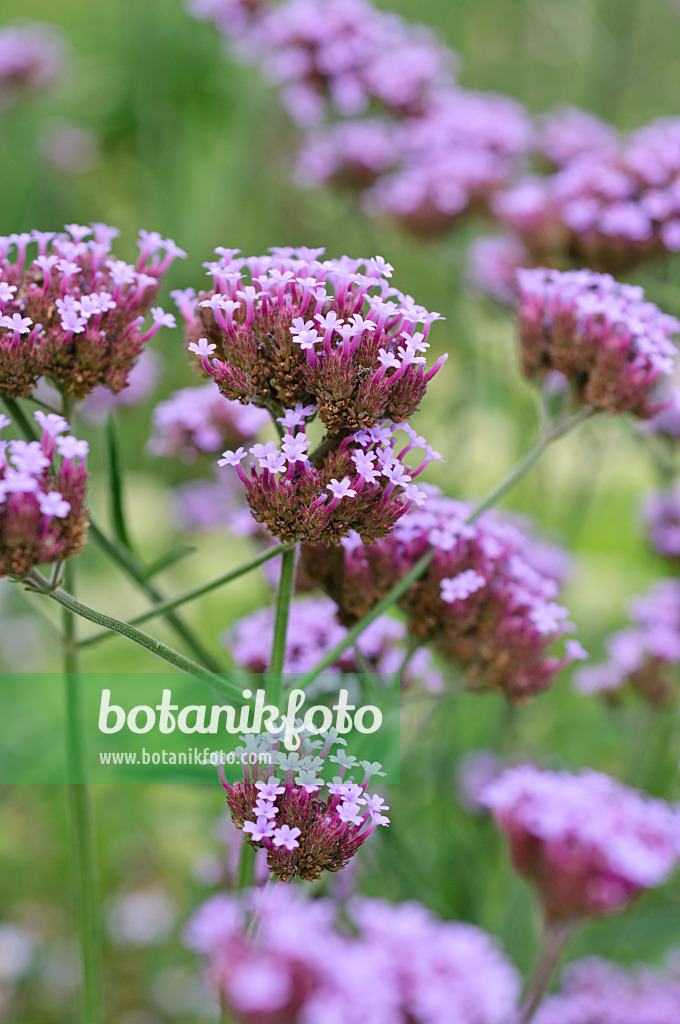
top-left (1, 0), bottom-right (680, 1020)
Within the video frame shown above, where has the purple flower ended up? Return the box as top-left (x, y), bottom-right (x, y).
top-left (302, 490), bottom-right (580, 700)
top-left (482, 765), bottom-right (680, 922)
top-left (0, 411), bottom-right (89, 577)
top-left (0, 223), bottom-right (183, 399)
top-left (148, 383), bottom-right (268, 462)
top-left (271, 824), bottom-right (301, 850)
top-left (516, 268), bottom-right (679, 419)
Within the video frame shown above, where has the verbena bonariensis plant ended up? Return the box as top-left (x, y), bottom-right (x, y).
top-left (185, 886), bottom-right (521, 1024)
top-left (3, 222), bottom-right (680, 1024)
top-left (0, 224), bottom-right (182, 399)
top-left (533, 956), bottom-right (680, 1024)
top-left (227, 595), bottom-right (441, 688)
top-left (516, 268), bottom-right (679, 419)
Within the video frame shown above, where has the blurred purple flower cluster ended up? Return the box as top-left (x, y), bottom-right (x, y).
top-left (227, 594), bottom-right (442, 688)
top-left (575, 578), bottom-right (680, 704)
top-left (483, 764), bottom-right (680, 922)
top-left (186, 886), bottom-right (520, 1024)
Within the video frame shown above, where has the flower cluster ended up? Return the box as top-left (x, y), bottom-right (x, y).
top-left (533, 956), bottom-right (680, 1024)
top-left (227, 595), bottom-right (442, 689)
top-left (194, 0), bottom-right (537, 238)
top-left (0, 22), bottom-right (66, 107)
top-left (195, 0), bottom-right (456, 126)
top-left (574, 579), bottom-right (680, 705)
top-left (218, 729), bottom-right (389, 881)
top-left (482, 765), bottom-right (680, 922)
top-left (496, 116), bottom-right (680, 274)
top-left (535, 106), bottom-right (619, 170)
top-left (177, 247), bottom-right (446, 433)
top-left (148, 382), bottom-right (269, 461)
top-left (0, 411), bottom-right (88, 577)
top-left (516, 268), bottom-right (679, 419)
top-left (186, 887), bottom-right (520, 1024)
top-left (218, 419), bottom-right (437, 544)
top-left (299, 91), bottom-right (533, 237)
top-left (0, 224), bottom-right (182, 399)
top-left (301, 491), bottom-right (583, 700)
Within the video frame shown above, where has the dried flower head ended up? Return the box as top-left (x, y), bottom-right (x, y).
top-left (516, 268), bottom-right (679, 419)
top-left (217, 729), bottom-right (389, 881)
top-left (0, 224), bottom-right (183, 399)
top-left (0, 411), bottom-right (88, 577)
top-left (482, 765), bottom-right (680, 922)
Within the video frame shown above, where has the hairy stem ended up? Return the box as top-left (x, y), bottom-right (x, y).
top-left (77, 544), bottom-right (292, 648)
top-left (1, 395), bottom-right (222, 670)
top-left (28, 570), bottom-right (243, 701)
top-left (266, 544), bottom-right (297, 704)
top-left (87, 521), bottom-right (222, 671)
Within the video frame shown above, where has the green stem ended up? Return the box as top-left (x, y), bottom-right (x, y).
top-left (236, 838), bottom-right (256, 890)
top-left (77, 544), bottom-right (292, 648)
top-left (298, 411), bottom-right (590, 690)
top-left (266, 545), bottom-right (297, 704)
top-left (28, 570), bottom-right (244, 701)
top-left (63, 559), bottom-right (103, 1024)
top-left (87, 521), bottom-right (222, 672)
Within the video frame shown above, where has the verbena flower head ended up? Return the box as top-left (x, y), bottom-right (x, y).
top-left (0, 23), bottom-right (66, 106)
top-left (516, 268), bottom-right (679, 419)
top-left (148, 383), bottom-right (269, 461)
top-left (217, 729), bottom-right (389, 881)
top-left (302, 492), bottom-right (582, 700)
top-left (496, 116), bottom-right (680, 274)
top-left (177, 246), bottom-right (446, 434)
top-left (226, 595), bottom-right (442, 689)
top-left (185, 888), bottom-right (520, 1024)
top-left (574, 579), bottom-right (680, 706)
top-left (482, 765), bottom-right (680, 923)
top-left (0, 224), bottom-right (183, 399)
top-left (217, 419), bottom-right (436, 544)
top-left (0, 411), bottom-right (88, 577)
top-left (533, 956), bottom-right (680, 1024)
